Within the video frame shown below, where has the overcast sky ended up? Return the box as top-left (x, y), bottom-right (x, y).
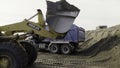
top-left (0, 0), bottom-right (120, 30)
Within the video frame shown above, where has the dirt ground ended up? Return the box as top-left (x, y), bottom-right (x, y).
top-left (29, 52), bottom-right (108, 68)
top-left (30, 24), bottom-right (120, 68)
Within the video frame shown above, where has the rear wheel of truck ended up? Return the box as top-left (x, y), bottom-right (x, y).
top-left (0, 42), bottom-right (28, 68)
top-left (50, 44), bottom-right (60, 54)
top-left (20, 41), bottom-right (37, 66)
top-left (61, 44), bottom-right (72, 55)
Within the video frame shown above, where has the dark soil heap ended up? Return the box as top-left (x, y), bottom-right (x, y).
top-left (78, 24), bottom-right (120, 68)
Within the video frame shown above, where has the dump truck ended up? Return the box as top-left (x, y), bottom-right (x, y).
top-left (0, 0), bottom-right (85, 68)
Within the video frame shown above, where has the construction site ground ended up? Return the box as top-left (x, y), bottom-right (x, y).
top-left (29, 52), bottom-right (109, 68)
top-left (30, 24), bottom-right (120, 68)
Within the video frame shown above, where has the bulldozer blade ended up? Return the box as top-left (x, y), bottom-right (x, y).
top-left (46, 0), bottom-right (80, 33)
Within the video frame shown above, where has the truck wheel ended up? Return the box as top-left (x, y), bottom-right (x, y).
top-left (20, 41), bottom-right (37, 66)
top-left (61, 44), bottom-right (72, 55)
top-left (50, 44), bottom-right (60, 54)
top-left (0, 42), bottom-right (28, 68)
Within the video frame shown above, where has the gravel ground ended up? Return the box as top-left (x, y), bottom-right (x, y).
top-left (29, 52), bottom-right (108, 68)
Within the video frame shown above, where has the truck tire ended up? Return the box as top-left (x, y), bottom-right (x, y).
top-left (20, 41), bottom-right (37, 66)
top-left (61, 44), bottom-right (72, 55)
top-left (50, 44), bottom-right (60, 54)
top-left (0, 42), bottom-right (28, 68)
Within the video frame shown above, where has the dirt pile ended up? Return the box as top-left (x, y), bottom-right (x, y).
top-left (78, 24), bottom-right (120, 67)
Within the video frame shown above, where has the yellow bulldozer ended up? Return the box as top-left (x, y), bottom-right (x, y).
top-left (0, 0), bottom-right (85, 68)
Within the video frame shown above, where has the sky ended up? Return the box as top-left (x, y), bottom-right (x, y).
top-left (0, 0), bottom-right (120, 30)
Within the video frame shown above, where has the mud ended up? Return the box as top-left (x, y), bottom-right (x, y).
top-left (31, 24), bottom-right (120, 68)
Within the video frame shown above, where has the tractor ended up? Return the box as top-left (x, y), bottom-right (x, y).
top-left (0, 0), bottom-right (85, 68)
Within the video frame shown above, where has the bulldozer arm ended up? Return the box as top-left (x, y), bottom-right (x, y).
top-left (0, 9), bottom-right (58, 38)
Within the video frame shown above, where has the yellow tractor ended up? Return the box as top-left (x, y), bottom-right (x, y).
top-left (0, 0), bottom-right (85, 68)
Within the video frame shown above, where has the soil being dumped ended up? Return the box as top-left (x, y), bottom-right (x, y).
top-left (32, 24), bottom-right (120, 68)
